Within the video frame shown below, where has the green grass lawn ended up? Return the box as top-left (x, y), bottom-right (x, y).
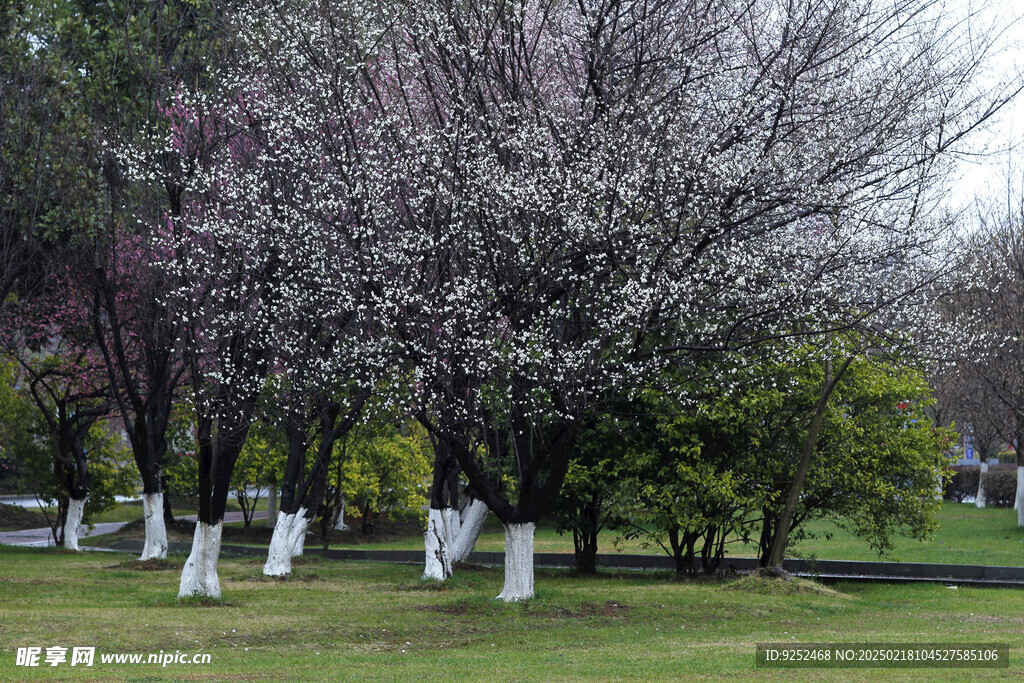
top-left (784, 504), bottom-right (1024, 566)
top-left (0, 544), bottom-right (1021, 681)
top-left (24, 498), bottom-right (251, 525)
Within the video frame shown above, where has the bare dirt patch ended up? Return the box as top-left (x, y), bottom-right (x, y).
top-left (722, 569), bottom-right (847, 597)
top-left (416, 602), bottom-right (471, 616)
top-left (532, 601), bottom-right (630, 619)
top-left (231, 572), bottom-right (323, 583)
top-left (108, 558), bottom-right (182, 571)
top-left (0, 503), bottom-right (51, 531)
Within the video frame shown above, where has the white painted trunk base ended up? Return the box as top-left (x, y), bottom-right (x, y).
top-left (976, 463), bottom-right (988, 508)
top-left (334, 498), bottom-right (349, 530)
top-left (178, 521), bottom-right (223, 599)
top-left (264, 512), bottom-right (296, 576)
top-left (63, 497), bottom-right (86, 551)
top-left (441, 507), bottom-right (457, 551)
top-left (497, 523), bottom-right (535, 602)
top-left (446, 507), bottom-right (460, 543)
top-left (450, 499), bottom-right (488, 563)
top-left (1017, 467), bottom-right (1024, 526)
top-left (266, 487), bottom-right (278, 528)
top-left (140, 493), bottom-right (169, 560)
top-left (422, 509), bottom-right (452, 580)
top-left (289, 508), bottom-right (308, 557)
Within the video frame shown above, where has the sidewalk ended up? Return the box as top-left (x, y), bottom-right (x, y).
top-left (0, 510), bottom-right (269, 547)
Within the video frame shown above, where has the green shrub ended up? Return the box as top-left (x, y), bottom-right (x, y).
top-left (945, 466), bottom-right (979, 503)
top-left (983, 465), bottom-right (1017, 508)
top-left (945, 465), bottom-right (1018, 507)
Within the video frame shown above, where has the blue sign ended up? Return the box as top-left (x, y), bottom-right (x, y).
top-left (966, 446), bottom-right (974, 460)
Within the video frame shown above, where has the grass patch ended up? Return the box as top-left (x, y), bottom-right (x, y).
top-left (2, 544), bottom-right (1024, 680)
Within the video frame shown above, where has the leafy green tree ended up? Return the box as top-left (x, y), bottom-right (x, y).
top-left (614, 383), bottom-right (778, 576)
top-left (567, 349), bottom-right (954, 576)
top-left (341, 422), bottom-right (431, 535)
top-left (754, 357), bottom-right (955, 564)
top-left (553, 410), bottom-right (638, 574)
top-left (232, 420), bottom-right (286, 527)
top-left (2, 371), bottom-right (134, 544)
top-left (0, 359), bottom-right (48, 494)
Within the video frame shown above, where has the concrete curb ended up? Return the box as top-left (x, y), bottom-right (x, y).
top-left (100, 540), bottom-right (1024, 588)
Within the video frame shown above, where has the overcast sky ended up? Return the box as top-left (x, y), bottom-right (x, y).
top-left (946, 0), bottom-right (1024, 209)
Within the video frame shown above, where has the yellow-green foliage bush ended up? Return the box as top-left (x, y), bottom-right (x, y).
top-left (341, 421), bottom-right (431, 533)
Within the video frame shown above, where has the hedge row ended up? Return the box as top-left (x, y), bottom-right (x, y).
top-left (945, 465), bottom-right (1018, 507)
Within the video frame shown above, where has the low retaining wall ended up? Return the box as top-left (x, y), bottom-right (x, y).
top-left (104, 539), bottom-right (1024, 587)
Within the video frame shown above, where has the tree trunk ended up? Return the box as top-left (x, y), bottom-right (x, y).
top-left (573, 528), bottom-right (598, 574)
top-left (264, 512), bottom-right (296, 576)
top-left (361, 505), bottom-right (374, 535)
top-left (701, 525), bottom-right (726, 575)
top-left (497, 523), bottom-right (535, 601)
top-left (289, 507), bottom-right (309, 557)
top-left (450, 498), bottom-right (488, 563)
top-left (332, 496), bottom-right (348, 530)
top-left (162, 476), bottom-right (175, 523)
top-left (178, 402), bottom-right (256, 599)
top-left (422, 508), bottom-right (453, 580)
top-left (140, 492), bottom-right (169, 560)
top-left (266, 486), bottom-right (278, 528)
top-left (62, 496), bottom-right (86, 551)
top-left (445, 506), bottom-right (460, 541)
top-left (767, 356), bottom-right (853, 568)
top-left (178, 521), bottom-right (223, 599)
top-left (441, 508), bottom-right (458, 551)
top-left (424, 438), bottom-right (457, 579)
top-left (572, 500), bottom-right (600, 574)
top-left (976, 462), bottom-right (988, 508)
top-left (1015, 466), bottom-right (1024, 525)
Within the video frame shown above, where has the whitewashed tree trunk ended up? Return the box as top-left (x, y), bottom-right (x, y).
top-left (289, 508), bottom-right (308, 557)
top-left (450, 499), bottom-right (488, 563)
top-left (1016, 467), bottom-right (1024, 526)
top-left (263, 512), bottom-right (296, 576)
top-left (448, 507), bottom-right (461, 540)
top-left (265, 487), bottom-right (278, 528)
top-left (63, 497), bottom-right (86, 551)
top-left (140, 492), bottom-right (169, 560)
top-left (497, 522), bottom-right (535, 602)
top-left (422, 508), bottom-right (452, 580)
top-left (442, 507), bottom-right (458, 550)
top-left (975, 463), bottom-right (988, 508)
top-left (333, 497), bottom-right (349, 530)
top-left (178, 521), bottom-right (223, 599)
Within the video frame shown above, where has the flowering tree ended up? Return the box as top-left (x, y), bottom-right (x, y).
top-left (90, 228), bottom-right (187, 560)
top-left (0, 269), bottom-right (114, 550)
top-left (942, 171), bottom-right (1024, 522)
top-left (174, 0), bottom-right (1015, 601)
top-left (134, 47), bottom-right (398, 594)
top-left (263, 380), bottom-right (371, 577)
top-left (355, 0), bottom-right (1009, 598)
top-left (124, 0), bottom-right (1016, 599)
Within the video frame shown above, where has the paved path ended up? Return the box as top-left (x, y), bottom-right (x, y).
top-left (0, 488), bottom-right (264, 508)
top-left (0, 510), bottom-right (269, 547)
top-left (0, 494), bottom-right (141, 508)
